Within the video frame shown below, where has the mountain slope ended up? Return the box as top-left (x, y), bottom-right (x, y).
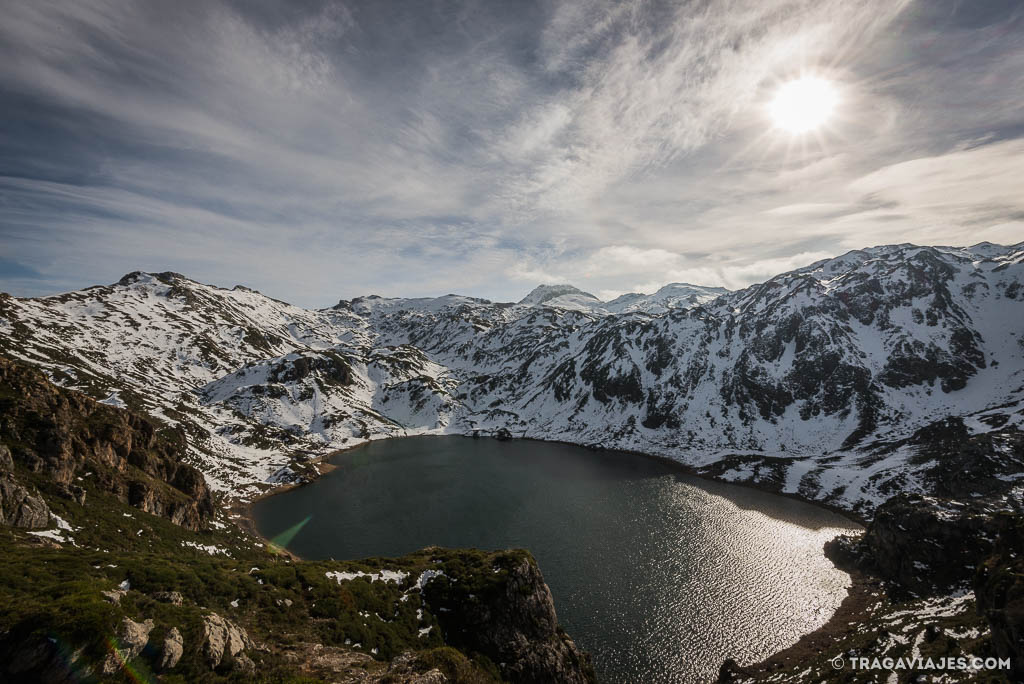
top-left (1, 243), bottom-right (1022, 515)
top-left (604, 282), bottom-right (729, 313)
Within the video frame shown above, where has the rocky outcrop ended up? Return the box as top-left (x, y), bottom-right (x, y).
top-left (856, 493), bottom-right (1004, 595)
top-left (159, 627), bottom-right (184, 671)
top-left (201, 612), bottom-right (255, 671)
top-left (894, 418), bottom-right (1024, 499)
top-left (975, 514), bottom-right (1024, 681)
top-left (422, 552), bottom-right (596, 684)
top-left (280, 645), bottom-right (456, 683)
top-left (380, 651), bottom-right (449, 683)
top-left (0, 443), bottom-right (51, 528)
top-left (0, 357), bottom-right (213, 529)
top-left (102, 617), bottom-right (155, 675)
top-left (153, 590), bottom-right (184, 606)
top-left (0, 475), bottom-right (50, 528)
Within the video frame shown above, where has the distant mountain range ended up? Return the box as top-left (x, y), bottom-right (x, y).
top-left (516, 282), bottom-right (730, 314)
top-left (1, 242), bottom-right (1022, 516)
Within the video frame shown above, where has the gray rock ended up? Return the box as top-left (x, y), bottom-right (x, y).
top-left (386, 652), bottom-right (449, 683)
top-left (153, 591), bottom-right (184, 606)
top-left (159, 627), bottom-right (183, 670)
top-left (235, 653), bottom-right (256, 674)
top-left (101, 589), bottom-right (127, 604)
top-left (201, 612), bottom-right (254, 669)
top-left (101, 618), bottom-right (155, 675)
top-left (0, 444), bottom-right (12, 472)
top-left (55, 482), bottom-right (87, 506)
top-left (0, 475), bottom-right (51, 529)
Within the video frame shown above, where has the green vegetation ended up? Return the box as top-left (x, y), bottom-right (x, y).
top-left (0, 479), bottom-right (507, 682)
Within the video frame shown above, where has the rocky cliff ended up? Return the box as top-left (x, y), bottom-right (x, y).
top-left (0, 356), bottom-right (213, 529)
top-left (422, 550), bottom-right (596, 683)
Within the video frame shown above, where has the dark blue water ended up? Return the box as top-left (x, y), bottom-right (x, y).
top-left (252, 436), bottom-right (859, 682)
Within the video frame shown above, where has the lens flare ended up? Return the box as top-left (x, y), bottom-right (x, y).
top-left (268, 514), bottom-right (312, 554)
top-left (104, 636), bottom-right (156, 683)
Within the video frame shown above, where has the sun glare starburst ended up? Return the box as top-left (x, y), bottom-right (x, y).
top-left (770, 77), bottom-right (838, 134)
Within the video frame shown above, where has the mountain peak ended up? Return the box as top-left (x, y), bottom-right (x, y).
top-left (518, 284), bottom-right (600, 307)
top-left (117, 271), bottom-right (190, 287)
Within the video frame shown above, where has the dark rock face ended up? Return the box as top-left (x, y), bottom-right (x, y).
top-left (859, 494), bottom-right (1002, 595)
top-left (2, 636), bottom-right (84, 684)
top-left (269, 352), bottom-right (352, 386)
top-left (843, 493), bottom-right (1023, 680)
top-left (0, 357), bottom-right (213, 529)
top-left (424, 553), bottom-right (597, 684)
top-left (975, 514), bottom-right (1024, 681)
top-left (898, 419), bottom-right (1024, 498)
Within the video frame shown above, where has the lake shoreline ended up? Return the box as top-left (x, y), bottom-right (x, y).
top-left (232, 433), bottom-right (873, 681)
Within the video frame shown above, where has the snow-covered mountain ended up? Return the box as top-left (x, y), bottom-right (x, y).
top-left (604, 283), bottom-right (729, 313)
top-left (515, 282), bottom-right (728, 313)
top-left (518, 284), bottom-right (604, 312)
top-left (1, 243), bottom-right (1022, 515)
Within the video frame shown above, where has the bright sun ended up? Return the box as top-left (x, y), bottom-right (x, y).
top-left (770, 77), bottom-right (838, 134)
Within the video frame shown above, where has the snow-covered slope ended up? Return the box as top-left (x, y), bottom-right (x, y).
top-left (516, 282), bottom-right (727, 313)
top-left (605, 283), bottom-right (729, 313)
top-left (517, 284), bottom-right (604, 312)
top-left (1, 245), bottom-right (1022, 514)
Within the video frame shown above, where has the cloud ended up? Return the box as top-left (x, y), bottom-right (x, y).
top-left (845, 137), bottom-right (1024, 237)
top-left (0, 0), bottom-right (1022, 305)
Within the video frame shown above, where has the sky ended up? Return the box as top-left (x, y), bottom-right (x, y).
top-left (0, 0), bottom-right (1022, 307)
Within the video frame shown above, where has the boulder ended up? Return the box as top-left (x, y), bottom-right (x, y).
top-left (101, 618), bottom-right (154, 675)
top-left (0, 476), bottom-right (51, 529)
top-left (159, 627), bottom-right (183, 670)
top-left (153, 591), bottom-right (184, 606)
top-left (201, 613), bottom-right (254, 669)
top-left (0, 444), bottom-right (12, 471)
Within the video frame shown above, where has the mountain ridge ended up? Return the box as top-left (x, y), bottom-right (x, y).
top-left (1, 242), bottom-right (1022, 516)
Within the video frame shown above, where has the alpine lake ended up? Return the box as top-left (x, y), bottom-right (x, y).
top-left (252, 436), bottom-right (860, 683)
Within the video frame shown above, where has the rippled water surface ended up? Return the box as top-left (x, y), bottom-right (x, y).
top-left (252, 436), bottom-right (860, 683)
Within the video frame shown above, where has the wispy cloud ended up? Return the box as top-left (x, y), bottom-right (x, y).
top-left (0, 0), bottom-right (1021, 305)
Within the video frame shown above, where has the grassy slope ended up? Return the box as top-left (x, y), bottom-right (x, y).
top-left (0, 470), bottom-right (516, 683)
